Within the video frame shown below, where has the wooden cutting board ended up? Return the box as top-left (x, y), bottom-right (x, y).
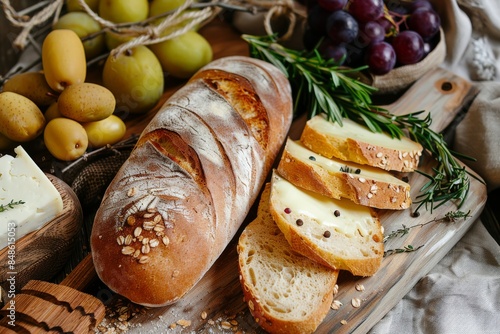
top-left (78, 19), bottom-right (486, 333)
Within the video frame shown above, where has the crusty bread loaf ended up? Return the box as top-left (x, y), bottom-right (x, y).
top-left (278, 138), bottom-right (412, 210)
top-left (269, 171), bottom-right (384, 277)
top-left (238, 184), bottom-right (339, 334)
top-left (90, 56), bottom-right (293, 307)
top-left (301, 114), bottom-right (423, 172)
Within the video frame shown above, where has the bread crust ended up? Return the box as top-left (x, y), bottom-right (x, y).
top-left (301, 115), bottom-right (423, 172)
top-left (91, 56), bottom-right (293, 307)
top-left (278, 139), bottom-right (412, 210)
top-left (238, 185), bottom-right (339, 334)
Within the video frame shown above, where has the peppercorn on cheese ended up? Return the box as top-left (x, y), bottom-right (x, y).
top-left (269, 171), bottom-right (384, 277)
top-left (0, 146), bottom-right (63, 249)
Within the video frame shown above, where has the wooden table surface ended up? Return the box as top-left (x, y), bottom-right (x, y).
top-left (3, 16), bottom-right (487, 334)
top-left (69, 17), bottom-right (486, 334)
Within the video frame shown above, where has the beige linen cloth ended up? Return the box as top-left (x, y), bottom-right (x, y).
top-left (370, 1), bottom-right (500, 333)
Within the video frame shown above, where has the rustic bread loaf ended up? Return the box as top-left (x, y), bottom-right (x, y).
top-left (90, 56), bottom-right (293, 307)
top-left (301, 114), bottom-right (423, 172)
top-left (238, 184), bottom-right (339, 334)
top-left (269, 171), bottom-right (384, 277)
top-left (278, 138), bottom-right (412, 210)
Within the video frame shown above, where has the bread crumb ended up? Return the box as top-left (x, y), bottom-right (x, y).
top-left (351, 298), bottom-right (361, 308)
top-left (341, 319), bottom-right (348, 325)
top-left (176, 319), bottom-right (192, 327)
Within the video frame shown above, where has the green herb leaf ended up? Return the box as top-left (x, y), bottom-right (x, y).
top-left (0, 199), bottom-right (25, 212)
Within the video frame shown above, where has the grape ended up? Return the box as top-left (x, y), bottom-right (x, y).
top-left (407, 9), bottom-right (441, 40)
top-left (357, 21), bottom-right (385, 47)
top-left (320, 40), bottom-right (347, 64)
top-left (326, 10), bottom-right (359, 44)
top-left (392, 30), bottom-right (425, 65)
top-left (348, 0), bottom-right (384, 23)
top-left (318, 0), bottom-right (347, 11)
top-left (409, 0), bottom-right (434, 12)
top-left (365, 41), bottom-right (396, 75)
top-left (376, 17), bottom-right (393, 34)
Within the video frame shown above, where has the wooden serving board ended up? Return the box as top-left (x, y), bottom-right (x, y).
top-left (72, 19), bottom-right (486, 333)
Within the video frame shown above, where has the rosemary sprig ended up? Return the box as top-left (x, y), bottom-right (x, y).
top-left (0, 199), bottom-right (25, 212)
top-left (242, 34), bottom-right (480, 213)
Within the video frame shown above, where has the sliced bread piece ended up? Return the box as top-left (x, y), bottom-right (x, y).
top-left (269, 171), bottom-right (384, 277)
top-left (278, 138), bottom-right (412, 210)
top-left (238, 184), bottom-right (339, 334)
top-left (301, 114), bottom-right (423, 172)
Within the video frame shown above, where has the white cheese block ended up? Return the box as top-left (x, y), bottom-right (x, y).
top-left (0, 146), bottom-right (64, 249)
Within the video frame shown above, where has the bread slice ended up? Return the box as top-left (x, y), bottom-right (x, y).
top-left (301, 114), bottom-right (423, 172)
top-left (278, 138), bottom-right (412, 210)
top-left (269, 171), bottom-right (384, 277)
top-left (238, 184), bottom-right (339, 334)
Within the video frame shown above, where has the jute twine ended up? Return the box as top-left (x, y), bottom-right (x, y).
top-left (1, 0), bottom-right (303, 54)
top-left (1, 0), bottom-right (64, 49)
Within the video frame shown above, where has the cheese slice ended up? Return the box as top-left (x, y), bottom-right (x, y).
top-left (0, 146), bottom-right (63, 249)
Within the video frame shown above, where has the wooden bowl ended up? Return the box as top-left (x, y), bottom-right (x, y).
top-left (0, 174), bottom-right (83, 293)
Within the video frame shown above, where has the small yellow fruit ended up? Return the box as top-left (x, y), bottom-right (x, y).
top-left (83, 114), bottom-right (126, 148)
top-left (0, 132), bottom-right (16, 151)
top-left (2, 72), bottom-right (57, 108)
top-left (44, 118), bottom-right (88, 161)
top-left (0, 92), bottom-right (46, 142)
top-left (42, 29), bottom-right (87, 92)
top-left (44, 102), bottom-right (64, 122)
top-left (58, 82), bottom-right (116, 122)
top-left (53, 12), bottom-right (106, 60)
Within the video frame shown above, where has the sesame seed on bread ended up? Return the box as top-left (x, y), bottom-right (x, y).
top-left (301, 114), bottom-right (423, 172)
top-left (277, 138), bottom-right (412, 210)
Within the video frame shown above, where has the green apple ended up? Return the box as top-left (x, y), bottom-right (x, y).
top-left (98, 0), bottom-right (148, 23)
top-left (149, 0), bottom-right (186, 17)
top-left (66, 0), bottom-right (100, 12)
top-left (104, 30), bottom-right (134, 51)
top-left (102, 46), bottom-right (164, 114)
top-left (149, 30), bottom-right (212, 79)
top-left (53, 12), bottom-right (105, 60)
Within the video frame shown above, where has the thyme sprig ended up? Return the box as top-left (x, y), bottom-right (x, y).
top-left (0, 200), bottom-right (25, 213)
top-left (383, 210), bottom-right (471, 256)
top-left (243, 34), bottom-right (480, 213)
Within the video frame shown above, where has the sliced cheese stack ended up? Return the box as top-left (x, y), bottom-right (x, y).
top-left (269, 114), bottom-right (423, 277)
top-left (0, 146), bottom-right (63, 249)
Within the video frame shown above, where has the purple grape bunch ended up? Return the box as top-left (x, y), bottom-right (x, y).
top-left (304, 0), bottom-right (441, 75)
